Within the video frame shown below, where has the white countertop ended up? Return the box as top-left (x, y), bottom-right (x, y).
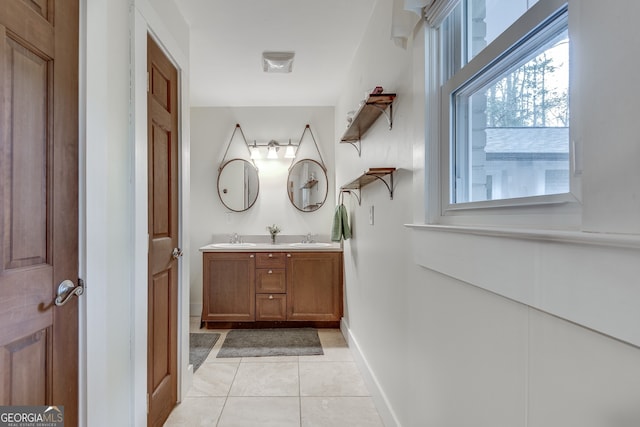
top-left (199, 241), bottom-right (343, 252)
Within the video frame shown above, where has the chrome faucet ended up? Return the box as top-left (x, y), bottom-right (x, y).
top-left (302, 233), bottom-right (315, 243)
top-left (230, 233), bottom-right (241, 244)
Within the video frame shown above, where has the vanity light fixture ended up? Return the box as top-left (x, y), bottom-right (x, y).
top-left (266, 140), bottom-right (280, 159)
top-left (262, 51), bottom-right (295, 73)
top-left (284, 139), bottom-right (296, 159)
top-left (250, 140), bottom-right (262, 159)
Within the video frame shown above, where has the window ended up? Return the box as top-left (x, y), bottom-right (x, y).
top-left (439, 0), bottom-right (571, 210)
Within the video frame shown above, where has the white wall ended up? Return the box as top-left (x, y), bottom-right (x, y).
top-left (84, 0), bottom-right (190, 425)
top-left (336, 0), bottom-right (640, 426)
top-left (189, 107), bottom-right (335, 315)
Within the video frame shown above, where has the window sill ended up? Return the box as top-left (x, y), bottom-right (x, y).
top-left (405, 223), bottom-right (640, 250)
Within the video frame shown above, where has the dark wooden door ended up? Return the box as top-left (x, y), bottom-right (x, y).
top-left (147, 35), bottom-right (179, 427)
top-left (0, 0), bottom-right (79, 425)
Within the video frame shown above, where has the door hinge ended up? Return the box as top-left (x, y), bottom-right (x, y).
top-left (147, 71), bottom-right (150, 93)
top-left (146, 393), bottom-right (150, 414)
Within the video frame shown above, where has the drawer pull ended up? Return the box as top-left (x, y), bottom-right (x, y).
top-left (268, 270), bottom-right (273, 274)
top-left (268, 253), bottom-right (273, 258)
top-left (269, 295), bottom-right (274, 300)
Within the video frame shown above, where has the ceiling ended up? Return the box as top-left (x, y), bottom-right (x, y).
top-left (173, 0), bottom-right (377, 107)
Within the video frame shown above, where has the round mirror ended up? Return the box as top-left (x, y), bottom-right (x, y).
top-left (287, 159), bottom-right (328, 212)
top-left (217, 159), bottom-right (259, 212)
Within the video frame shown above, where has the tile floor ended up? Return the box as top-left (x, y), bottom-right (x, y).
top-left (163, 318), bottom-right (384, 427)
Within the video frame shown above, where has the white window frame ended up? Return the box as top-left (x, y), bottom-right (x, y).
top-left (436, 0), bottom-right (580, 227)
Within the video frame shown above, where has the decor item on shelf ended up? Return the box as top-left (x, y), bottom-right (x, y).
top-left (267, 224), bottom-right (281, 244)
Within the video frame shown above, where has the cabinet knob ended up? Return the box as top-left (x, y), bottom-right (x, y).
top-left (269, 295), bottom-right (274, 300)
top-left (249, 254), bottom-right (254, 258)
top-left (268, 270), bottom-right (273, 274)
top-left (268, 253), bottom-right (273, 258)
top-left (287, 254), bottom-right (291, 258)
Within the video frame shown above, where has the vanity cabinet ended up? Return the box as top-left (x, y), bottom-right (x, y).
top-left (255, 252), bottom-right (287, 321)
top-left (202, 252), bottom-right (255, 322)
top-left (201, 250), bottom-right (343, 327)
top-left (287, 252), bottom-right (342, 321)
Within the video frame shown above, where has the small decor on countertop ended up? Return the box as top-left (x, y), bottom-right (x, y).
top-left (267, 224), bottom-right (281, 244)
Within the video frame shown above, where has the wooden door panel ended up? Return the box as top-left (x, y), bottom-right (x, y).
top-left (1, 34), bottom-right (51, 270)
top-left (0, 2), bottom-right (54, 58)
top-left (151, 121), bottom-right (171, 236)
top-left (150, 271), bottom-right (170, 391)
top-left (22, 0), bottom-right (51, 20)
top-left (0, 328), bottom-right (51, 405)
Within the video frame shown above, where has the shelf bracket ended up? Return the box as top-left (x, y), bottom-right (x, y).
top-left (340, 189), bottom-right (361, 206)
top-left (344, 139), bottom-right (361, 157)
top-left (372, 103), bottom-right (393, 130)
top-left (370, 172), bottom-right (394, 200)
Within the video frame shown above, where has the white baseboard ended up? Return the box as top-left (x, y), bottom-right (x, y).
top-left (340, 319), bottom-right (402, 427)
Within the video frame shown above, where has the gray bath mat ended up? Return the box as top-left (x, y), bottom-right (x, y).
top-left (217, 328), bottom-right (323, 358)
top-left (190, 333), bottom-right (220, 372)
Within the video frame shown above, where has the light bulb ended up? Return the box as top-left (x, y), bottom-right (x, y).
top-left (250, 143), bottom-right (261, 159)
top-left (284, 144), bottom-right (296, 159)
top-left (267, 145), bottom-right (279, 159)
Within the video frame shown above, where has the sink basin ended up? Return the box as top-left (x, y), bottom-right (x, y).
top-left (288, 242), bottom-right (333, 248)
top-left (210, 242), bottom-right (257, 248)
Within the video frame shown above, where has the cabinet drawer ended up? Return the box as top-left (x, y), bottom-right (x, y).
top-left (256, 268), bottom-right (286, 293)
top-left (256, 252), bottom-right (286, 268)
top-left (256, 294), bottom-right (287, 321)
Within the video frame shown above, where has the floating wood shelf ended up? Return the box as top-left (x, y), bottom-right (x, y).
top-left (300, 179), bottom-right (318, 189)
top-left (340, 93), bottom-right (396, 156)
top-left (340, 168), bottom-right (396, 205)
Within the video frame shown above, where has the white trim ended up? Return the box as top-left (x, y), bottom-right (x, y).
top-left (78, 1), bottom-right (87, 425)
top-left (424, 0), bottom-right (459, 27)
top-left (131, 9), bottom-right (149, 427)
top-left (437, 0), bottom-right (577, 227)
top-left (407, 224), bottom-right (640, 347)
top-left (340, 319), bottom-right (402, 427)
top-left (83, 0), bottom-right (111, 425)
top-left (405, 223), bottom-right (640, 250)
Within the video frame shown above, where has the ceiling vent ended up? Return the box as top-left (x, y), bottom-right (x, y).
top-left (262, 51), bottom-right (295, 73)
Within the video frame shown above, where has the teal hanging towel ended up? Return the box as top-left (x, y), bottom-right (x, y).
top-left (331, 204), bottom-right (351, 241)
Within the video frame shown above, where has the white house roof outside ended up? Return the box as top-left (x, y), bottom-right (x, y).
top-left (485, 127), bottom-right (569, 153)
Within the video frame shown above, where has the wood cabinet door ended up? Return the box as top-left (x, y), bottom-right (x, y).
top-left (287, 252), bottom-right (343, 321)
top-left (0, 1), bottom-right (79, 424)
top-left (256, 294), bottom-right (287, 321)
top-left (256, 268), bottom-right (286, 293)
top-left (203, 253), bottom-right (255, 321)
